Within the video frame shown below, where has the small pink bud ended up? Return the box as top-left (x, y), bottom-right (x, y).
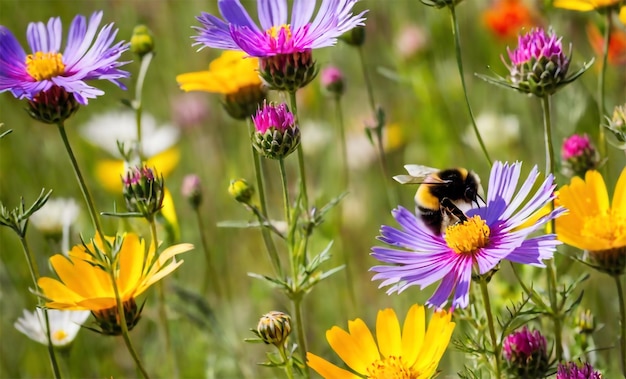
top-left (320, 66), bottom-right (345, 95)
top-left (561, 133), bottom-right (592, 160)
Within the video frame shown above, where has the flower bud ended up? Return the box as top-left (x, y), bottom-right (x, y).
top-left (503, 326), bottom-right (550, 379)
top-left (256, 311), bottom-right (291, 347)
top-left (340, 25), bottom-right (366, 46)
top-left (320, 66), bottom-right (345, 96)
top-left (560, 133), bottom-right (600, 178)
top-left (252, 102), bottom-right (300, 159)
top-left (605, 103), bottom-right (626, 149)
top-left (130, 25), bottom-right (154, 57)
top-left (27, 86), bottom-right (79, 124)
top-left (556, 361), bottom-right (603, 379)
top-left (228, 179), bottom-right (254, 204)
top-left (92, 297), bottom-right (143, 336)
top-left (181, 174), bottom-right (202, 209)
top-left (575, 309), bottom-right (596, 335)
top-left (122, 166), bottom-right (165, 219)
top-left (259, 50), bottom-right (317, 92)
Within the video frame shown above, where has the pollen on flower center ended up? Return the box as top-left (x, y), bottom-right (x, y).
top-left (581, 211), bottom-right (625, 244)
top-left (52, 329), bottom-right (68, 342)
top-left (267, 24), bottom-right (292, 40)
top-left (445, 215), bottom-right (491, 254)
top-left (367, 356), bottom-right (419, 379)
top-left (25, 52), bottom-right (65, 81)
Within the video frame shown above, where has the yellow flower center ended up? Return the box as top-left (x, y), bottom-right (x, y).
top-left (267, 24), bottom-right (292, 40)
top-left (367, 356), bottom-right (419, 379)
top-left (581, 210), bottom-right (626, 246)
top-left (25, 51), bottom-right (65, 81)
top-left (445, 215), bottom-right (491, 254)
top-left (52, 329), bottom-right (68, 343)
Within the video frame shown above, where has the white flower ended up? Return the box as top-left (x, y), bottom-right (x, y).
top-left (30, 198), bottom-right (80, 237)
top-left (80, 110), bottom-right (179, 158)
top-left (463, 112), bottom-right (520, 151)
top-left (14, 308), bottom-right (90, 347)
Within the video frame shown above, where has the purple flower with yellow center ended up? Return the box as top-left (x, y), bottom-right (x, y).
top-left (193, 0), bottom-right (366, 91)
top-left (0, 11), bottom-right (129, 106)
top-left (371, 161), bottom-right (564, 309)
top-left (252, 102), bottom-right (300, 159)
top-left (477, 28), bottom-right (592, 97)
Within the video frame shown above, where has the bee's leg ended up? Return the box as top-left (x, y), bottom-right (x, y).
top-left (440, 197), bottom-right (468, 223)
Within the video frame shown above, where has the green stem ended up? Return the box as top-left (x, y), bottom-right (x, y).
top-left (278, 158), bottom-right (291, 226)
top-left (541, 96), bottom-right (555, 177)
top-left (278, 344), bottom-right (295, 379)
top-left (448, 5), bottom-right (492, 167)
top-left (246, 119), bottom-right (282, 277)
top-left (149, 220), bottom-right (179, 379)
top-left (193, 208), bottom-right (223, 298)
top-left (598, 11), bottom-right (611, 164)
top-left (56, 123), bottom-right (104, 238)
top-left (18, 236), bottom-right (61, 379)
top-left (134, 52), bottom-right (154, 161)
top-left (615, 274), bottom-right (626, 377)
top-left (110, 271), bottom-right (150, 379)
top-left (479, 279), bottom-right (501, 378)
top-left (357, 46), bottom-right (376, 113)
top-left (288, 91), bottom-right (309, 212)
top-left (292, 297), bottom-right (310, 379)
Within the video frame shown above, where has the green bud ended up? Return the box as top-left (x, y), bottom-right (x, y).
top-left (228, 179), bottom-right (254, 204)
top-left (340, 26), bottom-right (366, 46)
top-left (122, 166), bottom-right (165, 219)
top-left (26, 86), bottom-right (79, 124)
top-left (257, 311), bottom-right (291, 347)
top-left (130, 25), bottom-right (154, 57)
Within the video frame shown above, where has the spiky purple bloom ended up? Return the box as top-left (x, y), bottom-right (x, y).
top-left (507, 28), bottom-right (568, 66)
top-left (252, 102), bottom-right (295, 133)
top-left (503, 326), bottom-right (550, 378)
top-left (0, 11), bottom-right (129, 105)
top-left (371, 161), bottom-right (564, 309)
top-left (556, 361), bottom-right (603, 379)
top-left (193, 0), bottom-right (367, 57)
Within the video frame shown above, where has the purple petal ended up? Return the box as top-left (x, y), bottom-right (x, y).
top-left (505, 235), bottom-right (560, 265)
top-left (192, 13), bottom-right (239, 50)
top-left (0, 26), bottom-right (28, 80)
top-left (218, 0), bottom-right (260, 33)
top-left (63, 12), bottom-right (103, 68)
top-left (290, 0), bottom-right (316, 29)
top-left (257, 0), bottom-right (288, 30)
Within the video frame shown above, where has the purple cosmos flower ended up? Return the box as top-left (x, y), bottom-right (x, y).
top-left (193, 0), bottom-right (367, 57)
top-left (371, 161), bottom-right (564, 309)
top-left (0, 11), bottom-right (129, 105)
top-left (556, 361), bottom-right (603, 379)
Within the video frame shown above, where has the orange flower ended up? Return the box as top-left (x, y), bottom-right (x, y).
top-left (587, 23), bottom-right (626, 66)
top-left (483, 0), bottom-right (537, 40)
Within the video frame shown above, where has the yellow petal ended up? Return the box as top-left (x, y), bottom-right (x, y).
top-left (147, 148), bottom-right (180, 178)
top-left (306, 352), bottom-right (361, 379)
top-left (413, 310), bottom-right (455, 376)
top-left (326, 322), bottom-right (377, 375)
top-left (77, 297), bottom-right (117, 310)
top-left (553, 0), bottom-right (596, 10)
top-left (96, 159), bottom-right (126, 193)
top-left (611, 166), bottom-right (626, 215)
top-left (38, 277), bottom-right (85, 307)
top-left (402, 304), bottom-right (425, 367)
top-left (376, 308), bottom-right (402, 359)
top-left (620, 6), bottom-right (626, 25)
top-left (144, 243), bottom-right (193, 279)
top-left (159, 187), bottom-right (180, 241)
top-left (137, 260), bottom-right (184, 296)
top-left (584, 170), bottom-right (610, 213)
top-left (49, 254), bottom-right (111, 299)
top-left (117, 233), bottom-right (145, 299)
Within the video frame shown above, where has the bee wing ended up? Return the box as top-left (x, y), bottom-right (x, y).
top-left (393, 165), bottom-right (445, 184)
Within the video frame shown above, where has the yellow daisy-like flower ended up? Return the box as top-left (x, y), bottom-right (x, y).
top-left (176, 50), bottom-right (260, 94)
top-left (177, 51), bottom-right (266, 120)
top-left (556, 167), bottom-right (626, 276)
top-left (38, 233), bottom-right (193, 333)
top-left (554, 0), bottom-right (622, 11)
top-left (307, 304), bottom-right (455, 379)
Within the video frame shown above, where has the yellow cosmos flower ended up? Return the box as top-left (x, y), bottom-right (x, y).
top-left (554, 0), bottom-right (622, 11)
top-left (556, 168), bottom-right (626, 276)
top-left (38, 233), bottom-right (193, 312)
top-left (176, 51), bottom-right (260, 94)
top-left (307, 304), bottom-right (455, 379)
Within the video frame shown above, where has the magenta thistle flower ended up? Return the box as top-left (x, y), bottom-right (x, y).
top-left (252, 102), bottom-right (300, 159)
top-left (560, 133), bottom-right (600, 178)
top-left (503, 326), bottom-right (550, 378)
top-left (557, 361), bottom-right (603, 379)
top-left (193, 0), bottom-right (366, 91)
top-left (371, 161), bottom-right (564, 309)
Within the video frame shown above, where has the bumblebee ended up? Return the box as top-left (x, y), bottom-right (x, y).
top-left (394, 165), bottom-right (484, 235)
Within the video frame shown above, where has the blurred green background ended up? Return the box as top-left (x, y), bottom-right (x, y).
top-left (1, 0), bottom-right (625, 378)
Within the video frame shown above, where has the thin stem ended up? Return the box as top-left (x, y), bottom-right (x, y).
top-left (597, 11), bottom-right (612, 164)
top-left (149, 220), bottom-right (179, 379)
top-left (18, 236), bottom-right (61, 379)
top-left (193, 208), bottom-right (223, 298)
top-left (615, 275), bottom-right (626, 377)
top-left (541, 96), bottom-right (555, 176)
top-left (278, 158), bottom-right (291, 225)
top-left (292, 297), bottom-right (310, 379)
top-left (246, 119), bottom-right (282, 277)
top-left (357, 46), bottom-right (376, 113)
top-left (288, 91), bottom-right (309, 212)
top-left (56, 124), bottom-right (104, 237)
top-left (110, 272), bottom-right (150, 379)
top-left (479, 279), bottom-right (501, 378)
top-left (134, 52), bottom-right (154, 161)
top-left (278, 345), bottom-right (295, 379)
top-left (448, 5), bottom-right (492, 167)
